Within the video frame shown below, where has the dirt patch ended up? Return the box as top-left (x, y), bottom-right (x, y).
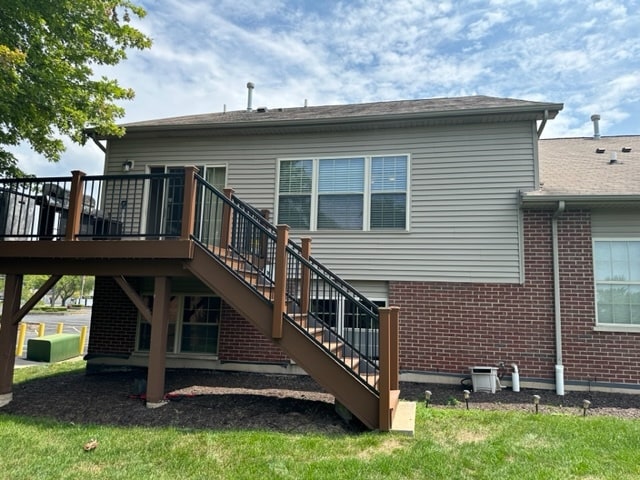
top-left (3, 368), bottom-right (640, 434)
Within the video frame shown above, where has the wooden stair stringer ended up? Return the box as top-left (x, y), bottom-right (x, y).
top-left (185, 243), bottom-right (381, 430)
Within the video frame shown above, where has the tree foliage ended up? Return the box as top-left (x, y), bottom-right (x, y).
top-left (22, 274), bottom-right (94, 305)
top-left (0, 1), bottom-right (152, 177)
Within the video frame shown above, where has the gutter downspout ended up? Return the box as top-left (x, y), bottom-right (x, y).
top-left (536, 109), bottom-right (549, 138)
top-left (552, 200), bottom-right (565, 395)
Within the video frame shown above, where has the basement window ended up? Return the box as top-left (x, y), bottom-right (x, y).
top-left (136, 295), bottom-right (221, 354)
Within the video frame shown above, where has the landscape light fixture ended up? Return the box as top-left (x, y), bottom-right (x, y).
top-left (463, 389), bottom-right (470, 410)
top-left (533, 394), bottom-right (541, 414)
top-left (424, 390), bottom-right (432, 408)
top-left (122, 160), bottom-right (133, 172)
top-left (582, 399), bottom-right (591, 417)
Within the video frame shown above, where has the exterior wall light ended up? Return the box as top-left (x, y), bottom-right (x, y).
top-left (122, 160), bottom-right (134, 172)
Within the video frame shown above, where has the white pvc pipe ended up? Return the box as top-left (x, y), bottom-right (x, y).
top-left (552, 201), bottom-right (566, 396)
top-left (555, 365), bottom-right (565, 396)
top-left (511, 364), bottom-right (520, 392)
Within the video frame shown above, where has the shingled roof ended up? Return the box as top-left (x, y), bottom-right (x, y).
top-left (523, 135), bottom-right (640, 206)
top-left (87, 95), bottom-right (562, 138)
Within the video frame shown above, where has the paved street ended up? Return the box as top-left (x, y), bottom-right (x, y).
top-left (14, 310), bottom-right (91, 368)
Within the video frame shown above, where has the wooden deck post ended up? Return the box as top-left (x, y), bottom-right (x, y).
top-left (0, 274), bottom-right (23, 407)
top-left (300, 237), bottom-right (312, 315)
top-left (219, 188), bottom-right (235, 248)
top-left (271, 224), bottom-right (289, 339)
top-left (180, 166), bottom-right (199, 240)
top-left (390, 306), bottom-right (400, 391)
top-left (65, 170), bottom-right (86, 240)
top-left (378, 307), bottom-right (392, 431)
top-left (146, 276), bottom-right (171, 407)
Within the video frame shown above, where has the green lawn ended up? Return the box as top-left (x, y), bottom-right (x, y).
top-left (2, 362), bottom-right (640, 479)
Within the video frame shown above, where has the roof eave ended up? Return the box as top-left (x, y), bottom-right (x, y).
top-left (521, 193), bottom-right (640, 209)
top-left (86, 102), bottom-right (563, 139)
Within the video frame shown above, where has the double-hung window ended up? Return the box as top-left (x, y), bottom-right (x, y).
top-left (137, 295), bottom-right (221, 354)
top-left (594, 240), bottom-right (640, 327)
top-left (277, 155), bottom-right (408, 231)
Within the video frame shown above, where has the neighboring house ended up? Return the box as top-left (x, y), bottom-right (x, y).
top-left (523, 125), bottom-right (640, 393)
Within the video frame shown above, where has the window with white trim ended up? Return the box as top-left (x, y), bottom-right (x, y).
top-left (137, 295), bottom-right (221, 354)
top-left (277, 155), bottom-right (408, 231)
top-left (594, 240), bottom-right (640, 325)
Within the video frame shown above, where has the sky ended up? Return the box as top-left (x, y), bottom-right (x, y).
top-left (13, 0), bottom-right (640, 177)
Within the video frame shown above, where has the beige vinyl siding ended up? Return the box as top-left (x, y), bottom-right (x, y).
top-left (592, 210), bottom-right (640, 237)
top-left (107, 121), bottom-right (536, 283)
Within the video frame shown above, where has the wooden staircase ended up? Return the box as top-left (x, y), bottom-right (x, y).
top-left (0, 167), bottom-right (401, 431)
top-left (185, 241), bottom-right (400, 431)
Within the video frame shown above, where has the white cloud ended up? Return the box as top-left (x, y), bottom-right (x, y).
top-left (11, 0), bottom-right (640, 175)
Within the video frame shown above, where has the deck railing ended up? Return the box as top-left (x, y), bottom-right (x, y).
top-left (0, 168), bottom-right (396, 399)
top-left (0, 171), bottom-right (185, 240)
top-left (191, 173), bottom-right (385, 393)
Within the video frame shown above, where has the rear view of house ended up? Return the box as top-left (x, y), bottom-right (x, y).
top-left (3, 94), bottom-right (638, 427)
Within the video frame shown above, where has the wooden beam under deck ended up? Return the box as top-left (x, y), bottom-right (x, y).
top-left (0, 240), bottom-right (194, 260)
top-left (0, 240), bottom-right (196, 276)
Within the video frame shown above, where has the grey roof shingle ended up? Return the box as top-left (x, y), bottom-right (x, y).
top-left (533, 136), bottom-right (640, 197)
top-left (117, 95), bottom-right (561, 130)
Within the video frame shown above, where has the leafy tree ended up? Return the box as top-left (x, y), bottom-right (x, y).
top-left (53, 276), bottom-right (83, 306)
top-left (22, 274), bottom-right (92, 306)
top-left (0, 1), bottom-right (152, 177)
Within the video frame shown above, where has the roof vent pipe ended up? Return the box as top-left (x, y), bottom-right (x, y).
top-left (591, 114), bottom-right (601, 139)
top-left (246, 82), bottom-right (255, 112)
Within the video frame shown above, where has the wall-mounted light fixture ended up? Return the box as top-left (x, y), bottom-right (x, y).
top-left (122, 160), bottom-right (134, 172)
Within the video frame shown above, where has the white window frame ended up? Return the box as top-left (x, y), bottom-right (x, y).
top-left (593, 238), bottom-right (640, 333)
top-left (275, 154), bottom-right (410, 232)
top-left (135, 293), bottom-right (222, 356)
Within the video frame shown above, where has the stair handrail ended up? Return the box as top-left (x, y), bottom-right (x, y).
top-left (191, 174), bottom-right (382, 392)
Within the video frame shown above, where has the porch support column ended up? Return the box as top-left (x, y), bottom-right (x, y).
top-left (378, 307), bottom-right (391, 431)
top-left (0, 274), bottom-right (23, 407)
top-left (146, 276), bottom-right (171, 408)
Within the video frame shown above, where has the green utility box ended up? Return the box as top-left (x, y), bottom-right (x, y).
top-left (27, 333), bottom-right (80, 362)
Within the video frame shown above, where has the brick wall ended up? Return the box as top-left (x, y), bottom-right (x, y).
top-left (217, 303), bottom-right (289, 363)
top-left (89, 276), bottom-right (288, 363)
top-left (559, 211), bottom-right (640, 384)
top-left (88, 276), bottom-right (138, 356)
top-left (88, 209), bottom-right (640, 386)
top-left (390, 210), bottom-right (556, 380)
top-left (391, 209), bottom-right (640, 386)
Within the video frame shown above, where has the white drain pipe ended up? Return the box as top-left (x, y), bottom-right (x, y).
top-left (511, 364), bottom-right (520, 392)
top-left (552, 201), bottom-right (566, 395)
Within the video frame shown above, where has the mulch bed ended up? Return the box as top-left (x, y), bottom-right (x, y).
top-left (3, 368), bottom-right (640, 434)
